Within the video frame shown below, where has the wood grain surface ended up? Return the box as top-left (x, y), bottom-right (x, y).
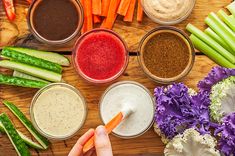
top-left (0, 0), bottom-right (232, 155)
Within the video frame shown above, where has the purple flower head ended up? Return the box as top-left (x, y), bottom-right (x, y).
top-left (154, 83), bottom-right (211, 139)
top-left (198, 66), bottom-right (235, 93)
top-left (215, 113), bottom-right (235, 156)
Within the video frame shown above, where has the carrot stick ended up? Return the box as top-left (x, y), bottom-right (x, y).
top-left (137, 0), bottom-right (143, 22)
top-left (83, 112), bottom-right (123, 153)
top-left (101, 0), bottom-right (121, 29)
top-left (101, 0), bottom-right (111, 16)
top-left (123, 0), bottom-right (136, 22)
top-left (117, 0), bottom-right (131, 16)
top-left (84, 0), bottom-right (93, 31)
top-left (100, 18), bottom-right (107, 27)
top-left (92, 0), bottom-right (102, 15)
top-left (81, 0), bottom-right (87, 34)
top-left (93, 15), bottom-right (101, 23)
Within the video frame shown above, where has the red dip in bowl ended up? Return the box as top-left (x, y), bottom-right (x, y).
top-left (73, 29), bottom-right (128, 84)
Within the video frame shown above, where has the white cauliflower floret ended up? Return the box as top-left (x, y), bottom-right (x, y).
top-left (164, 128), bottom-right (220, 156)
top-left (210, 76), bottom-right (235, 122)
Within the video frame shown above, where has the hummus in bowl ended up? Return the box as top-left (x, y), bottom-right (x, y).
top-left (141, 0), bottom-right (196, 25)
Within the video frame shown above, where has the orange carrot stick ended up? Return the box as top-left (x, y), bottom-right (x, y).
top-left (117, 0), bottom-right (131, 16)
top-left (92, 0), bottom-right (102, 15)
top-left (84, 0), bottom-right (93, 31)
top-left (81, 0), bottom-right (87, 34)
top-left (93, 15), bottom-right (101, 23)
top-left (101, 0), bottom-right (111, 17)
top-left (83, 112), bottom-right (123, 153)
top-left (137, 0), bottom-right (143, 22)
top-left (123, 0), bottom-right (136, 22)
top-left (101, 0), bottom-right (121, 29)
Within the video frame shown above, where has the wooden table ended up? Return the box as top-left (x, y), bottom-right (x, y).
top-left (0, 0), bottom-right (231, 155)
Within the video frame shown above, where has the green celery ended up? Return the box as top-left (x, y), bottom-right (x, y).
top-left (205, 12), bottom-right (235, 52)
top-left (204, 28), bottom-right (233, 53)
top-left (190, 34), bottom-right (235, 68)
top-left (218, 10), bottom-right (235, 32)
top-left (186, 23), bottom-right (235, 63)
top-left (227, 1), bottom-right (235, 17)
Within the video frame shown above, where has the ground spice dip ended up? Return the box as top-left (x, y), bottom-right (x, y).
top-left (27, 0), bottom-right (83, 45)
top-left (138, 27), bottom-right (195, 84)
top-left (73, 29), bottom-right (128, 84)
top-left (30, 83), bottom-right (87, 140)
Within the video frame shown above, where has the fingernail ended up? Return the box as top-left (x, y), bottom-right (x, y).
top-left (96, 126), bottom-right (106, 136)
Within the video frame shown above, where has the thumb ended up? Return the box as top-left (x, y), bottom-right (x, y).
top-left (94, 126), bottom-right (113, 156)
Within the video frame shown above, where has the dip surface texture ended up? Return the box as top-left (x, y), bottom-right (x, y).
top-left (33, 0), bottom-right (79, 40)
top-left (142, 0), bottom-right (195, 22)
top-left (142, 31), bottom-right (190, 78)
top-left (33, 86), bottom-right (85, 138)
top-left (100, 82), bottom-right (154, 137)
top-left (75, 30), bottom-right (126, 81)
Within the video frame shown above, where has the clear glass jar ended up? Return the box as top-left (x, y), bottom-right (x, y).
top-left (30, 83), bottom-right (87, 140)
top-left (138, 26), bottom-right (195, 84)
top-left (99, 81), bottom-right (155, 139)
top-left (27, 0), bottom-right (84, 45)
top-left (141, 0), bottom-right (196, 25)
top-left (72, 28), bottom-right (129, 84)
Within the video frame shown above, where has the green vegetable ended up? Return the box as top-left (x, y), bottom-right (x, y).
top-left (227, 1), bottom-right (235, 17)
top-left (0, 74), bottom-right (48, 88)
top-left (205, 13), bottom-right (235, 52)
top-left (1, 49), bottom-right (62, 73)
top-left (190, 34), bottom-right (235, 68)
top-left (218, 10), bottom-right (235, 32)
top-left (186, 23), bottom-right (235, 63)
top-left (0, 113), bottom-right (30, 156)
top-left (13, 71), bottom-right (50, 83)
top-left (4, 47), bottom-right (70, 66)
top-left (3, 101), bottom-right (50, 149)
top-left (17, 131), bottom-right (44, 150)
top-left (0, 60), bottom-right (62, 82)
top-left (0, 124), bottom-right (43, 149)
top-left (204, 28), bottom-right (233, 53)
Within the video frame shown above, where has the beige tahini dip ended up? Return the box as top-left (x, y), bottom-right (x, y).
top-left (142, 0), bottom-right (195, 22)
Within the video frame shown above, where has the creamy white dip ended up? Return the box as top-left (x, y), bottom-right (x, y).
top-left (32, 85), bottom-right (86, 139)
top-left (142, 0), bottom-right (195, 22)
top-left (100, 82), bottom-right (154, 138)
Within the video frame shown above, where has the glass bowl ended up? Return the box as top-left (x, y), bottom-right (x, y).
top-left (72, 28), bottom-right (129, 84)
top-left (27, 0), bottom-right (84, 45)
top-left (138, 26), bottom-right (195, 84)
top-left (99, 81), bottom-right (155, 139)
top-left (30, 83), bottom-right (87, 140)
top-left (141, 0), bottom-right (196, 25)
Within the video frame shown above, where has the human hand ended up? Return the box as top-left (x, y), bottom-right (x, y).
top-left (68, 126), bottom-right (113, 156)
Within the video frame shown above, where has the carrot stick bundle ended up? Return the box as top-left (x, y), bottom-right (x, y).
top-left (81, 0), bottom-right (87, 33)
top-left (101, 0), bottom-right (111, 16)
top-left (93, 15), bottom-right (102, 23)
top-left (123, 0), bottom-right (136, 22)
top-left (101, 0), bottom-right (121, 29)
top-left (92, 0), bottom-right (102, 15)
top-left (84, 0), bottom-right (93, 31)
top-left (137, 0), bottom-right (143, 22)
top-left (117, 0), bottom-right (131, 16)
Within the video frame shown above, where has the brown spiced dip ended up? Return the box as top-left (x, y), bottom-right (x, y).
top-left (138, 27), bottom-right (195, 84)
top-left (28, 0), bottom-right (83, 44)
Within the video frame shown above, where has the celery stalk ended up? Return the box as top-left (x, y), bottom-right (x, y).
top-left (204, 28), bottom-right (233, 53)
top-left (227, 1), bottom-right (235, 17)
top-left (186, 23), bottom-right (235, 63)
top-left (190, 34), bottom-right (235, 68)
top-left (217, 10), bottom-right (235, 32)
top-left (205, 12), bottom-right (235, 52)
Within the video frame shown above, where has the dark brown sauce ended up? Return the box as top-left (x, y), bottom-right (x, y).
top-left (33, 0), bottom-right (79, 41)
top-left (142, 31), bottom-right (190, 78)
